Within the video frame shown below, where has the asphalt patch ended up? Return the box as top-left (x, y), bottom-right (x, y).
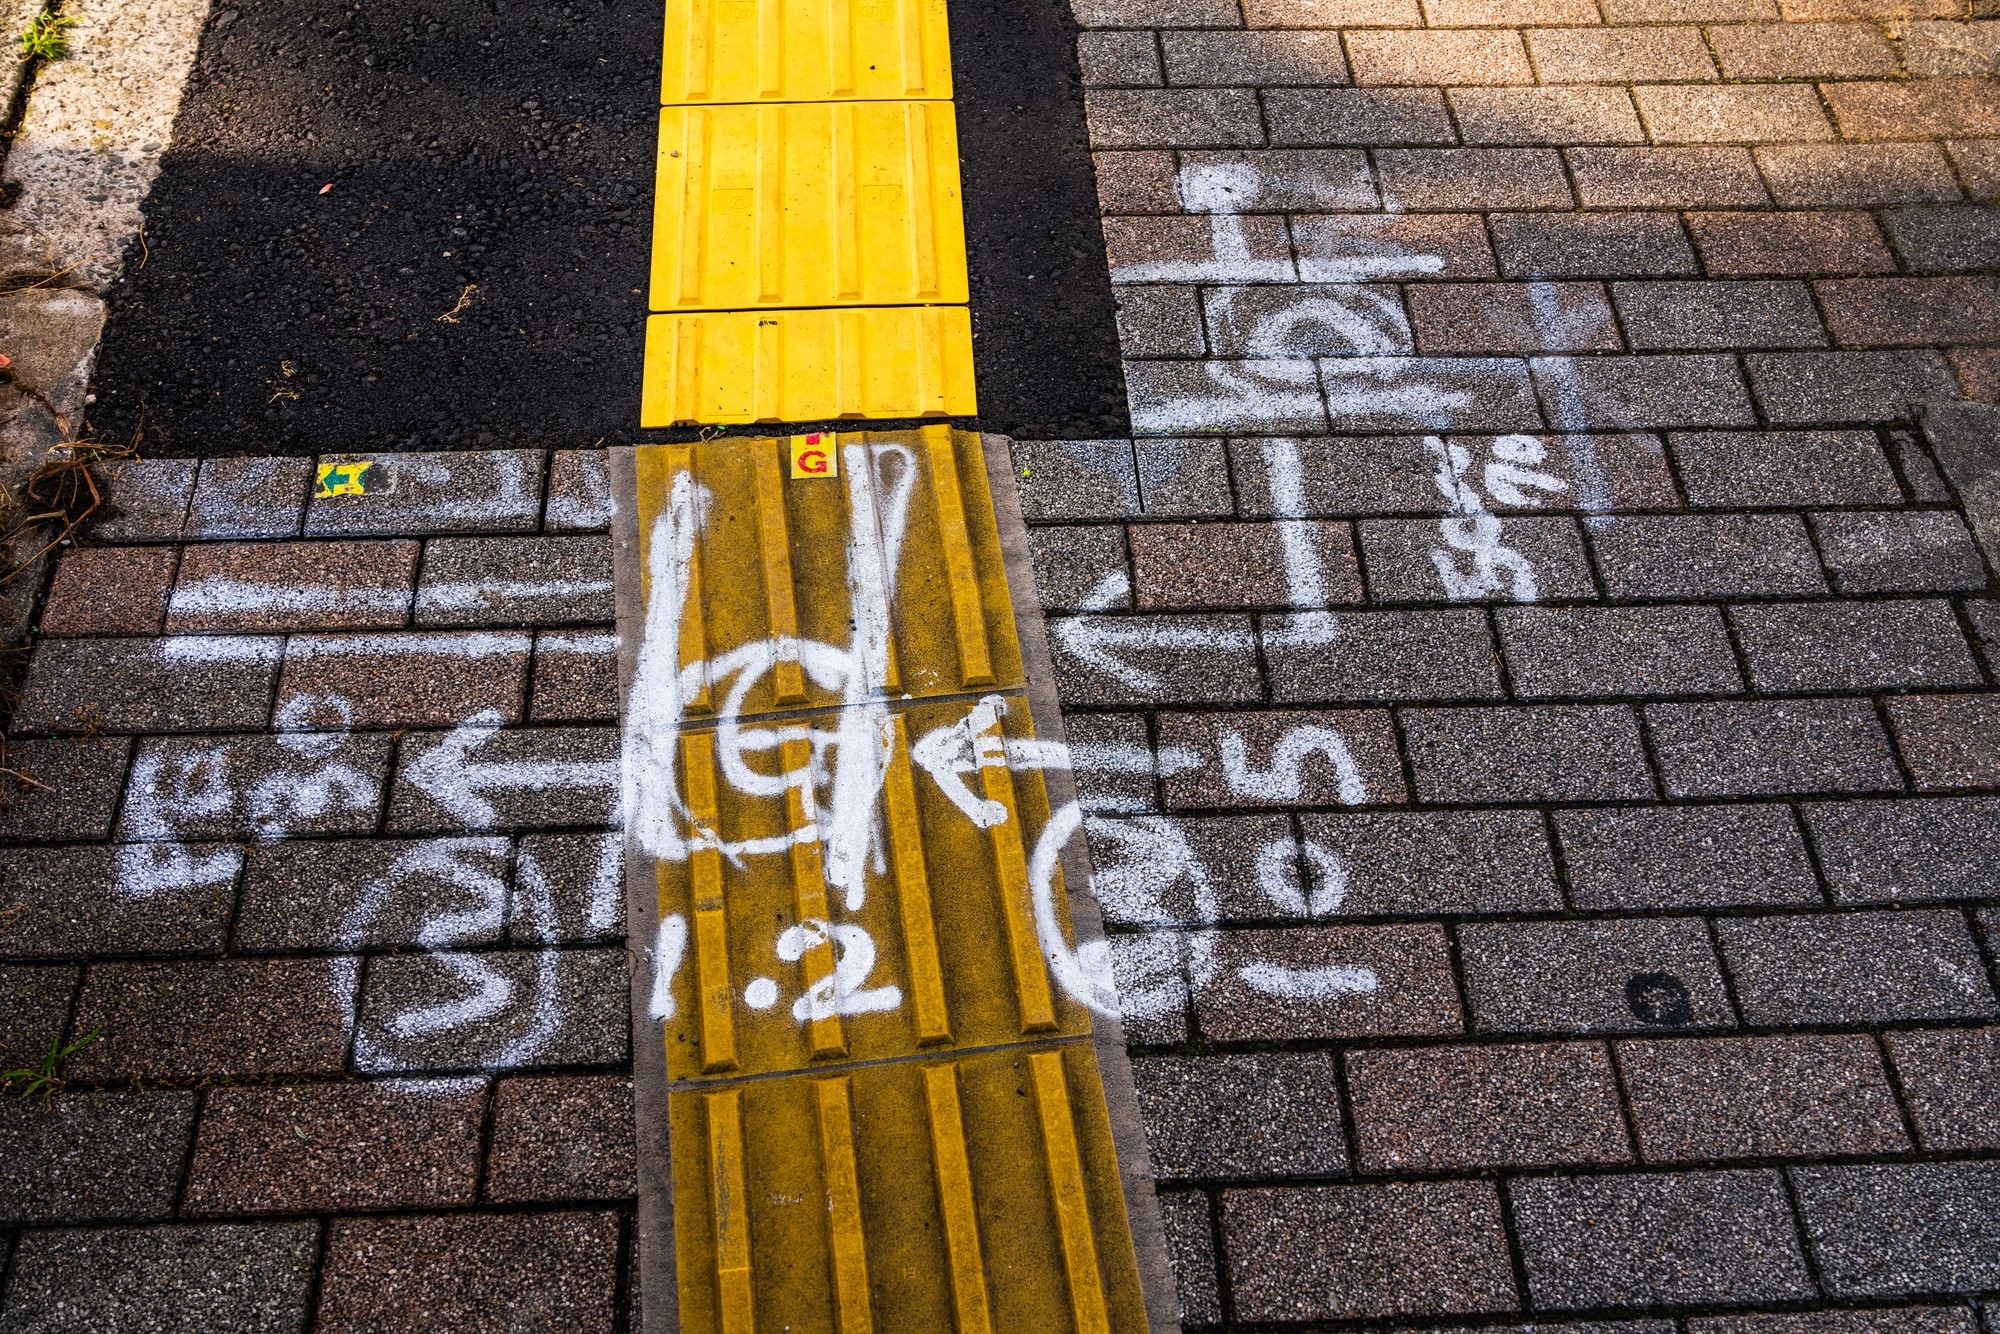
top-left (83, 0), bottom-right (1126, 455)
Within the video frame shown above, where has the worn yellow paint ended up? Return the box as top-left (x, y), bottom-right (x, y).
top-left (650, 103), bottom-right (966, 313)
top-left (638, 432), bottom-right (1150, 1333)
top-left (662, 0), bottom-right (953, 104)
top-left (314, 460), bottom-right (371, 497)
top-left (641, 307), bottom-right (975, 427)
top-left (790, 432), bottom-right (840, 478)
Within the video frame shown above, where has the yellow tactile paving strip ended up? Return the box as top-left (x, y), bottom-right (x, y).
top-left (641, 0), bottom-right (975, 425)
top-left (631, 429), bottom-right (1149, 1333)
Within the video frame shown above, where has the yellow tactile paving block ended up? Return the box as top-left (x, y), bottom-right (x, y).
top-left (650, 102), bottom-right (967, 313)
top-left (630, 428), bottom-right (1021, 717)
top-left (668, 1045), bottom-right (1150, 1334)
top-left (640, 305), bottom-right (975, 427)
top-left (657, 695), bottom-right (1090, 1082)
top-left (661, 0), bottom-right (953, 104)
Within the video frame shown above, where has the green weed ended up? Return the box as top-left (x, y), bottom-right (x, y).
top-left (18, 12), bottom-right (76, 62)
top-left (2, 1027), bottom-right (99, 1105)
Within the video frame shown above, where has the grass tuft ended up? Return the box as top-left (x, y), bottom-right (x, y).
top-left (3, 1028), bottom-right (100, 1106)
top-left (18, 11), bottom-right (76, 62)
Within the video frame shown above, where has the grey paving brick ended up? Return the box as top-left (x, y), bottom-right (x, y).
top-left (1157, 707), bottom-right (1406, 808)
top-left (1240, 432), bottom-right (1677, 516)
top-left (1758, 144), bottom-right (1963, 208)
top-left (1319, 357), bottom-right (1543, 433)
top-left (486, 1074), bottom-right (635, 1202)
top-left (1491, 212), bottom-right (1699, 279)
top-left (87, 458), bottom-right (196, 543)
top-left (1812, 512), bottom-right (1988, 594)
top-left (1531, 354), bottom-right (1756, 431)
top-left (1096, 147), bottom-right (1191, 212)
top-left (388, 724), bottom-right (619, 832)
top-left (1377, 150), bottom-right (1572, 211)
top-left (1223, 1182), bottom-right (1519, 1320)
top-left (354, 947), bottom-right (629, 1072)
top-left (1137, 438), bottom-right (1235, 517)
top-left (1458, 918), bottom-right (1735, 1034)
top-left (1618, 1034), bottom-right (1908, 1162)
top-left (1408, 282), bottom-right (1620, 356)
top-left (1570, 147), bottom-right (1770, 209)
top-left (1066, 714), bottom-right (1161, 814)
top-left (186, 1078), bottom-right (486, 1215)
top-left (305, 450), bottom-right (544, 536)
top-left (277, 631), bottom-right (532, 729)
top-left (1668, 430), bottom-right (1901, 508)
top-left (1205, 285), bottom-right (1413, 356)
top-left (119, 731), bottom-right (391, 842)
top-left (1614, 281), bottom-right (1827, 351)
top-left (187, 456), bottom-right (315, 539)
top-left (1818, 275), bottom-right (2000, 348)
top-left (1053, 611), bottom-right (1264, 706)
top-left (1731, 599), bottom-right (1981, 691)
top-left (1717, 910), bottom-right (1998, 1024)
top-left (0, 1090), bottom-right (197, 1224)
top-left (1891, 432), bottom-right (1955, 505)
top-left (1529, 25), bottom-right (1718, 82)
top-left (1346, 29), bottom-right (1532, 86)
top-left (1079, 30), bottom-right (1161, 86)
top-left (1241, 0), bottom-right (1420, 21)
top-left (0, 963), bottom-right (73, 1071)
top-left (1403, 705), bottom-right (1656, 803)
top-left (1087, 813), bottom-right (1291, 925)
top-left (1196, 924), bottom-right (1464, 1039)
top-left (1886, 1027), bottom-right (2000, 1152)
top-left (1792, 1163), bottom-right (2000, 1297)
top-left (1426, 0), bottom-right (1599, 19)
top-left (1689, 210), bottom-right (1897, 277)
top-left (529, 629), bottom-right (620, 724)
top-left (1116, 285), bottom-right (1203, 358)
top-left (1032, 527), bottom-right (1130, 613)
top-left (1012, 442), bottom-right (1139, 522)
top-left (1086, 89), bottom-right (1264, 149)
top-left (1127, 359), bottom-right (1326, 435)
top-left (1633, 83), bottom-right (1835, 145)
top-left (12, 635), bottom-right (281, 735)
top-left (1157, 1192), bottom-right (1222, 1328)
top-left (413, 536), bottom-right (613, 625)
top-left (1134, 1051), bottom-right (1348, 1179)
top-left (1557, 804), bottom-right (1821, 909)
top-left (1359, 517), bottom-right (1598, 604)
top-left (1882, 205), bottom-right (2000, 275)
top-left (1648, 700), bottom-right (1903, 797)
top-left (1973, 600), bottom-right (2000, 664)
top-left (1808, 796), bottom-right (2000, 904)
top-left (1265, 609), bottom-right (1504, 702)
top-left (1159, 29), bottom-right (1350, 85)
top-left (0, 844), bottom-right (236, 960)
top-left (1292, 214), bottom-right (1499, 281)
top-left (1109, 931), bottom-right (1190, 1044)
top-left (1450, 87), bottom-right (1645, 146)
top-left (40, 545), bottom-right (175, 637)
top-left (1590, 514), bottom-right (1826, 599)
top-left (1706, 21), bottom-right (1898, 79)
top-left (511, 833), bottom-right (623, 945)
top-left (0, 736), bottom-right (131, 841)
top-left (235, 836), bottom-right (511, 952)
top-left (0, 1221), bottom-right (319, 1334)
top-left (1498, 605), bottom-right (1743, 698)
top-left (69, 957), bottom-right (355, 1082)
top-left (1347, 1041), bottom-right (1632, 1171)
top-left (1888, 694), bottom-right (2000, 791)
top-left (1511, 1171), bottom-right (1813, 1309)
top-left (1297, 809), bottom-right (1563, 914)
top-left (1263, 89), bottom-right (1455, 147)
top-left (166, 540), bottom-right (417, 632)
top-left (544, 450), bottom-right (613, 532)
top-left (1747, 351), bottom-right (1961, 426)
top-left (314, 1210), bottom-right (621, 1334)
top-left (1689, 1307), bottom-right (1978, 1334)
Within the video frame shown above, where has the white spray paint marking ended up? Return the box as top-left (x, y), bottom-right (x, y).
top-left (158, 636), bottom-right (284, 664)
top-left (403, 708), bottom-right (619, 827)
top-left (1237, 960), bottom-right (1378, 999)
top-left (536, 632), bottom-right (620, 656)
top-left (1427, 435), bottom-right (1568, 602)
top-left (651, 914), bottom-right (689, 1020)
top-left (415, 578), bottom-right (614, 616)
top-left (286, 632), bottom-right (534, 660)
top-left (1218, 725), bottom-right (1369, 806)
top-left (167, 579), bottom-right (414, 622)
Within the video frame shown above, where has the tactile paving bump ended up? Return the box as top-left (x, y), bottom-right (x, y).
top-left (668, 1045), bottom-right (1149, 1334)
top-left (650, 102), bottom-right (967, 313)
top-left (640, 307), bottom-right (975, 426)
top-left (661, 0), bottom-right (953, 104)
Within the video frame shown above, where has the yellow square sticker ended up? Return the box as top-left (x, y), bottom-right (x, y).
top-left (315, 460), bottom-right (372, 498)
top-left (789, 433), bottom-right (838, 479)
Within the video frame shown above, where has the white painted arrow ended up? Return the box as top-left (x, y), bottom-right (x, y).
top-left (403, 707), bottom-right (620, 826)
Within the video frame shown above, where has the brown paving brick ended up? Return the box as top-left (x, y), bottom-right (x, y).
top-left (188, 456), bottom-right (315, 539)
top-left (1408, 282), bottom-right (1621, 354)
top-left (1158, 707), bottom-right (1407, 808)
top-left (1085, 89), bottom-right (1265, 149)
top-left (1570, 147), bottom-right (1769, 207)
top-left (1634, 84), bottom-right (1834, 144)
top-left (185, 1079), bottom-right (487, 1215)
top-left (1812, 510), bottom-right (1987, 592)
top-left (1160, 30), bottom-right (1350, 84)
top-left (1223, 1181), bottom-right (1519, 1320)
top-left (1346, 1042), bottom-right (1632, 1171)
top-left (13, 635), bottom-right (281, 735)
top-left (1690, 1309), bottom-right (1982, 1334)
top-left (1817, 276), bottom-right (2000, 348)
top-left (1614, 280), bottom-right (1827, 350)
top-left (276, 630), bottom-right (532, 728)
top-left (1952, 347), bottom-right (2000, 401)
top-left (1296, 214), bottom-right (1501, 278)
top-left (1899, 19), bottom-right (2000, 77)
top-left (315, 1210), bottom-right (621, 1333)
top-left (0, 1088), bottom-right (198, 1225)
top-left (1758, 144), bottom-right (1963, 207)
top-left (1492, 211), bottom-right (1699, 277)
top-left (1378, 149), bottom-right (1572, 210)
top-left (1529, 26), bottom-right (1718, 82)
top-left (530, 629), bottom-right (621, 723)
top-left (1884, 1027), bottom-right (2000, 1151)
top-left (1746, 349), bottom-right (1960, 424)
top-left (166, 540), bottom-right (418, 632)
top-left (1951, 138), bottom-right (2000, 201)
top-left (1606, 0), bottom-right (1775, 16)
top-left (1705, 21), bottom-right (1899, 77)
top-left (1182, 149), bottom-right (1377, 208)
top-left (40, 546), bottom-right (176, 637)
top-left (1104, 215), bottom-right (1295, 283)
top-left (1450, 87), bottom-right (1645, 146)
top-left (68, 957), bottom-right (355, 1082)
top-left (1781, 0), bottom-right (1962, 13)
top-left (1130, 520), bottom-right (1361, 609)
top-left (543, 450), bottom-right (613, 532)
top-left (1265, 89), bottom-right (1454, 146)
top-left (1688, 210), bottom-right (1896, 276)
top-left (485, 1075), bottom-right (635, 1203)
top-left (1886, 694), bottom-right (2000, 790)
top-left (0, 736), bottom-right (132, 841)
top-left (1824, 78), bottom-right (2000, 142)
top-left (0, 962), bottom-right (75, 1070)
top-left (1617, 1034), bottom-right (1909, 1162)
top-left (1080, 31), bottom-right (1162, 86)
top-left (1346, 29), bottom-right (1532, 86)
top-left (1425, 0), bottom-right (1598, 19)
top-left (1094, 150), bottom-right (1180, 213)
top-left (0, 844), bottom-right (236, 960)
top-left (1243, 0), bottom-right (1422, 21)
top-left (1198, 925), bottom-right (1464, 1039)
top-left (88, 458), bottom-right (196, 544)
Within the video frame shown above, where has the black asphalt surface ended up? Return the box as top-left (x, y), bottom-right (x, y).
top-left (85, 0), bottom-right (1126, 454)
